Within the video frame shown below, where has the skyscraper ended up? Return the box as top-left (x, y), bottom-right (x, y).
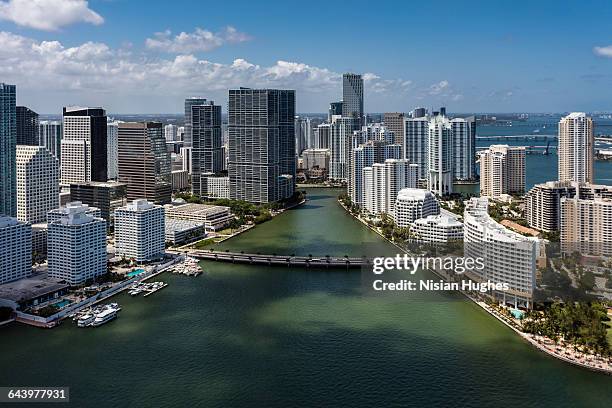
top-left (314, 123), bottom-right (331, 149)
top-left (450, 116), bottom-right (476, 181)
top-left (61, 107), bottom-right (108, 185)
top-left (329, 101), bottom-right (343, 121)
top-left (363, 159), bottom-right (418, 215)
top-left (16, 106), bottom-right (39, 145)
top-left (48, 202), bottom-right (106, 286)
top-left (69, 181), bottom-right (127, 225)
top-left (191, 101), bottom-right (223, 197)
top-left (349, 140), bottom-right (402, 207)
top-left (342, 73), bottom-right (364, 124)
top-left (118, 122), bottom-right (172, 204)
top-left (329, 116), bottom-right (360, 181)
top-left (478, 145), bottom-right (525, 198)
top-left (184, 97), bottom-right (207, 148)
top-left (107, 121), bottom-right (119, 180)
top-left (39, 121), bottom-right (62, 160)
top-left (403, 116), bottom-right (430, 181)
top-left (384, 112), bottom-right (405, 146)
top-left (0, 83), bottom-right (16, 217)
top-left (16, 146), bottom-right (59, 224)
top-left (164, 124), bottom-right (178, 142)
top-left (558, 112), bottom-right (593, 183)
top-left (0, 215), bottom-right (31, 284)
top-left (427, 114), bottom-right (453, 196)
top-left (228, 88), bottom-right (296, 203)
top-left (114, 199), bottom-right (165, 262)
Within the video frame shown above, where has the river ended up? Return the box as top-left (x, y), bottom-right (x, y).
top-left (1, 188), bottom-right (611, 406)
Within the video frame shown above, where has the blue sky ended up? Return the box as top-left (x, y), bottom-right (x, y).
top-left (2, 0), bottom-right (612, 113)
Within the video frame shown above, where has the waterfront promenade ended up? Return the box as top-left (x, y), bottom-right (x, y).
top-left (337, 198), bottom-right (612, 375)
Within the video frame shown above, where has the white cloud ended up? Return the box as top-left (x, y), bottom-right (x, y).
top-left (145, 26), bottom-right (251, 53)
top-left (0, 31), bottom-right (409, 96)
top-left (0, 0), bottom-right (103, 31)
top-left (1, 31), bottom-right (466, 112)
top-left (593, 45), bottom-right (612, 58)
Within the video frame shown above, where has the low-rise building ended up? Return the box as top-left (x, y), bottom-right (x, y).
top-left (165, 219), bottom-right (206, 245)
top-left (164, 203), bottom-right (233, 231)
top-left (410, 215), bottom-right (463, 243)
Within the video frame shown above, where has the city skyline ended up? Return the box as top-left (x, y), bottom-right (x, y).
top-left (1, 0), bottom-right (612, 113)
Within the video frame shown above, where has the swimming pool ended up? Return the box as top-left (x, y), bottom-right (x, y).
top-left (510, 309), bottom-right (525, 319)
top-left (127, 269), bottom-right (146, 278)
top-left (52, 299), bottom-right (72, 309)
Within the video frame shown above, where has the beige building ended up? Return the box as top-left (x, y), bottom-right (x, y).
top-left (561, 193), bottom-right (612, 257)
top-left (383, 112), bottom-right (404, 146)
top-left (478, 145), bottom-right (525, 198)
top-left (558, 112), bottom-right (593, 184)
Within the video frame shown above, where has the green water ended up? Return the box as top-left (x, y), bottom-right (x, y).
top-left (0, 188), bottom-right (611, 407)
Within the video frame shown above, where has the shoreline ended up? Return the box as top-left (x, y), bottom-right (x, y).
top-left (337, 198), bottom-right (612, 375)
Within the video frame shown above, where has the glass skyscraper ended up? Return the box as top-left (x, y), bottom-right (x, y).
top-left (228, 88), bottom-right (296, 203)
top-left (342, 73), bottom-right (364, 124)
top-left (0, 83), bottom-right (16, 217)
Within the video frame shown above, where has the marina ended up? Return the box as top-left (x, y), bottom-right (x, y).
top-left (72, 303), bottom-right (121, 328)
top-left (167, 256), bottom-right (203, 277)
top-left (128, 282), bottom-right (168, 297)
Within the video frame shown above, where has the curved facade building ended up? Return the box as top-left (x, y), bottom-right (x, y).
top-left (393, 188), bottom-right (439, 228)
top-left (463, 197), bottom-right (539, 308)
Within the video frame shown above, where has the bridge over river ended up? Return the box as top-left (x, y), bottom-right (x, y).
top-left (189, 250), bottom-right (369, 269)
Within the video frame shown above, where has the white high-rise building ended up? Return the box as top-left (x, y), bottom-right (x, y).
top-left (363, 159), bottom-right (418, 215)
top-left (463, 197), bottom-right (539, 308)
top-left (16, 146), bottom-right (59, 224)
top-left (478, 145), bottom-right (525, 198)
top-left (61, 107), bottom-right (107, 186)
top-left (114, 199), bottom-right (165, 263)
top-left (350, 141), bottom-right (402, 207)
top-left (177, 126), bottom-right (185, 142)
top-left (48, 202), bottom-right (106, 286)
top-left (48, 202), bottom-right (101, 223)
top-left (558, 112), bottom-right (593, 183)
top-left (38, 121), bottom-right (62, 161)
top-left (0, 216), bottom-right (32, 284)
top-left (329, 116), bottom-right (359, 181)
top-left (107, 121), bottom-right (119, 180)
top-left (393, 188), bottom-right (440, 228)
top-left (200, 175), bottom-right (230, 199)
top-left (427, 114), bottom-right (453, 196)
top-left (180, 147), bottom-right (192, 174)
top-left (165, 124), bottom-right (178, 142)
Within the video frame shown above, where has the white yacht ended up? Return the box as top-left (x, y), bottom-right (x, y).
top-left (77, 314), bottom-right (95, 327)
top-left (90, 308), bottom-right (117, 327)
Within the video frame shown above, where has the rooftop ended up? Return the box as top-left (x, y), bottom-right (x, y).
top-left (0, 275), bottom-right (69, 304)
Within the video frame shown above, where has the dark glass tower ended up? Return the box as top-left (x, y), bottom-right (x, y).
top-left (228, 88), bottom-right (296, 203)
top-left (342, 73), bottom-right (364, 124)
top-left (184, 97), bottom-right (207, 148)
top-left (16, 106), bottom-right (39, 145)
top-left (0, 83), bottom-right (16, 216)
top-left (191, 101), bottom-right (223, 197)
